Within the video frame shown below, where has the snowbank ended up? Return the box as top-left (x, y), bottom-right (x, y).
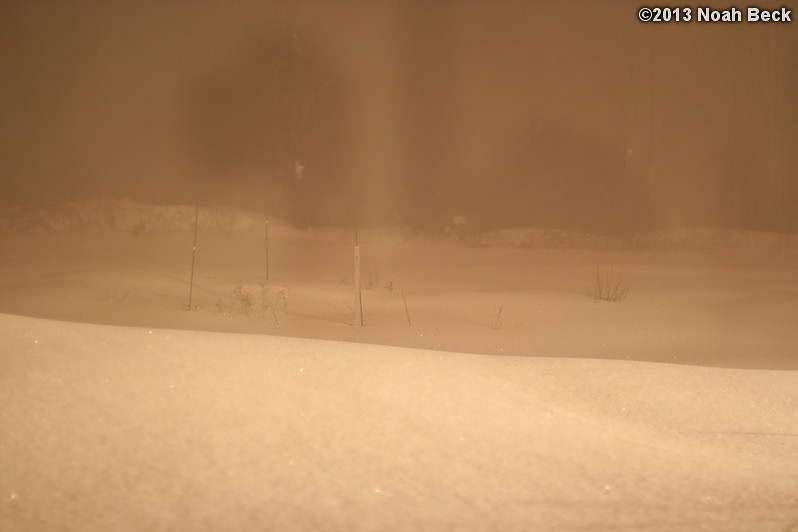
top-left (1, 313), bottom-right (796, 531)
top-left (0, 199), bottom-right (268, 237)
top-left (2, 199), bottom-right (797, 251)
top-left (475, 226), bottom-right (798, 251)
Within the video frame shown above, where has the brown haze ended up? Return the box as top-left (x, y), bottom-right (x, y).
top-left (1, 0), bottom-right (796, 232)
top-left (1, 2), bottom-right (797, 531)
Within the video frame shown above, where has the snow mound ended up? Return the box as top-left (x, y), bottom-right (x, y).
top-left (2, 199), bottom-right (796, 251)
top-left (474, 226), bottom-right (798, 251)
top-left (0, 198), bottom-right (274, 236)
top-left (1, 313), bottom-right (797, 531)
top-left (475, 227), bottom-right (615, 249)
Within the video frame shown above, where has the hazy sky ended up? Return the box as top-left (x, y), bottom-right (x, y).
top-left (1, 0), bottom-right (795, 232)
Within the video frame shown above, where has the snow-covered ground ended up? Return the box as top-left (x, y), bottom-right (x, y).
top-left (1, 314), bottom-right (797, 531)
top-left (1, 200), bottom-right (797, 530)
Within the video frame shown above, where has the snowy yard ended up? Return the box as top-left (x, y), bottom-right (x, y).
top-left (2, 0), bottom-right (796, 528)
top-left (1, 203), bottom-right (797, 531)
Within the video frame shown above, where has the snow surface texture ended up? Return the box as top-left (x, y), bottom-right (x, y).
top-left (1, 313), bottom-right (797, 532)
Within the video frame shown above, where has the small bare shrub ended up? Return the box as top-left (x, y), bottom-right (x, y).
top-left (588, 265), bottom-right (629, 302)
top-left (365, 270), bottom-right (396, 292)
top-left (232, 282), bottom-right (254, 315)
top-left (258, 280), bottom-right (288, 324)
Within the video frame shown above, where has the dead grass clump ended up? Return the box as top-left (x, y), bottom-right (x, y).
top-left (588, 265), bottom-right (629, 302)
top-left (232, 282), bottom-right (254, 315)
top-left (258, 280), bottom-right (288, 324)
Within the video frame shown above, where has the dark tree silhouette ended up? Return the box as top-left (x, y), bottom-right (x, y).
top-left (468, 119), bottom-right (655, 236)
top-left (185, 23), bottom-right (348, 226)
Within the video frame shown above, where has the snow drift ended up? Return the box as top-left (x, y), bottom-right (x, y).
top-left (1, 313), bottom-right (797, 531)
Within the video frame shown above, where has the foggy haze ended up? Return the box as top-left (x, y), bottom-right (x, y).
top-left (3, 3), bottom-right (798, 529)
top-left (0, 0), bottom-right (796, 233)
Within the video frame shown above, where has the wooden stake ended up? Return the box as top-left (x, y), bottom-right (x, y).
top-left (354, 244), bottom-right (363, 327)
top-left (265, 215), bottom-right (270, 282)
top-left (400, 274), bottom-right (411, 327)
